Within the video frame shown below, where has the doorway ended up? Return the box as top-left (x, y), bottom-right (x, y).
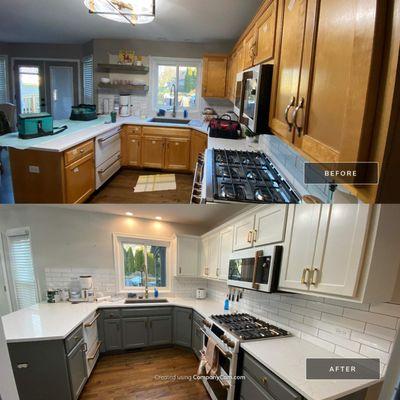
top-left (0, 236), bottom-right (11, 316)
top-left (13, 59), bottom-right (80, 118)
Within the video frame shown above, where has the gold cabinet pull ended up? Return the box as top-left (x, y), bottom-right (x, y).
top-left (247, 231), bottom-right (253, 243)
top-left (311, 268), bottom-right (319, 285)
top-left (301, 268), bottom-right (311, 285)
top-left (253, 229), bottom-right (258, 243)
top-left (284, 96), bottom-right (295, 131)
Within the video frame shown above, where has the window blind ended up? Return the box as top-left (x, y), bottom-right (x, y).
top-left (0, 56), bottom-right (8, 103)
top-left (82, 56), bottom-right (94, 104)
top-left (7, 229), bottom-right (38, 310)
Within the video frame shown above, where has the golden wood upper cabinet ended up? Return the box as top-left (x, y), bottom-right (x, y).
top-left (243, 29), bottom-right (257, 70)
top-left (254, 0), bottom-right (278, 65)
top-left (202, 54), bottom-right (228, 98)
top-left (270, 0), bottom-right (384, 163)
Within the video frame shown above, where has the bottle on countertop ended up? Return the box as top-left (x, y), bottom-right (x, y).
top-left (224, 295), bottom-right (229, 311)
top-left (154, 287), bottom-right (159, 298)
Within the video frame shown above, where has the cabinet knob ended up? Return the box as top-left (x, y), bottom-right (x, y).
top-left (17, 363), bottom-right (29, 369)
top-left (73, 167), bottom-right (80, 174)
top-left (260, 376), bottom-right (268, 385)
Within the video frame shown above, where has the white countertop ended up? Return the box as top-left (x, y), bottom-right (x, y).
top-left (0, 116), bottom-right (209, 153)
top-left (1, 299), bottom-right (380, 400)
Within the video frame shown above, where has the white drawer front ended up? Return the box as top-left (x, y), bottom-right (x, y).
top-left (95, 127), bottom-right (121, 167)
top-left (96, 152), bottom-right (121, 189)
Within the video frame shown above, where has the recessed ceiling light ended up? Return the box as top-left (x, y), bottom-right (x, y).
top-left (155, 216), bottom-right (162, 220)
top-left (126, 212), bottom-right (134, 217)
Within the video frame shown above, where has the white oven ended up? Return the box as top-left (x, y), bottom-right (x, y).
top-left (83, 312), bottom-right (101, 376)
top-left (227, 245), bottom-right (282, 293)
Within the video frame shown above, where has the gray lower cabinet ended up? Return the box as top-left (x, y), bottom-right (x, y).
top-left (122, 317), bottom-right (148, 349)
top-left (174, 307), bottom-right (192, 347)
top-left (191, 320), bottom-right (204, 359)
top-left (104, 319), bottom-right (122, 351)
top-left (67, 339), bottom-right (88, 400)
top-left (149, 316), bottom-right (172, 345)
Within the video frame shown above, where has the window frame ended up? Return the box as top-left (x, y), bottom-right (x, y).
top-left (82, 55), bottom-right (94, 104)
top-left (150, 56), bottom-right (203, 113)
top-left (4, 227), bottom-right (40, 311)
top-left (0, 55), bottom-right (9, 103)
top-left (112, 232), bottom-right (172, 293)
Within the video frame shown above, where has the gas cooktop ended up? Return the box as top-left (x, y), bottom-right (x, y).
top-left (208, 149), bottom-right (300, 204)
top-left (211, 313), bottom-right (290, 341)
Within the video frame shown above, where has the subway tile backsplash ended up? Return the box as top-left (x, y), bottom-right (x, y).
top-left (207, 280), bottom-right (400, 374)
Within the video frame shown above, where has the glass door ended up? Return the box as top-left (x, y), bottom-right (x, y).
top-left (49, 66), bottom-right (74, 120)
top-left (14, 61), bottom-right (45, 114)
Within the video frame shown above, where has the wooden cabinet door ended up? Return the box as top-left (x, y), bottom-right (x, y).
top-left (233, 214), bottom-right (255, 251)
top-left (103, 319), bottom-right (122, 351)
top-left (294, 0), bottom-right (382, 164)
top-left (253, 205), bottom-right (287, 246)
top-left (207, 232), bottom-right (220, 278)
top-left (165, 137), bottom-right (190, 170)
top-left (190, 131), bottom-right (208, 171)
top-left (243, 29), bottom-right (257, 70)
top-left (310, 205), bottom-right (370, 296)
top-left (279, 205), bottom-right (321, 291)
top-left (254, 0), bottom-right (277, 65)
top-left (269, 0), bottom-right (307, 142)
top-left (64, 152), bottom-right (95, 204)
top-left (236, 45), bottom-right (244, 73)
top-left (202, 55), bottom-right (228, 98)
top-left (122, 317), bottom-right (148, 349)
top-left (149, 316), bottom-right (172, 346)
top-left (218, 226), bottom-right (233, 281)
top-left (173, 308), bottom-right (192, 347)
top-left (125, 134), bottom-right (141, 167)
top-left (141, 136), bottom-right (165, 169)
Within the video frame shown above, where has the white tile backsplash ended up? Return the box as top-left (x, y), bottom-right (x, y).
top-left (206, 279), bottom-right (400, 373)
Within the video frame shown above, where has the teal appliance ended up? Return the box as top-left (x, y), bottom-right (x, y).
top-left (70, 104), bottom-right (98, 121)
top-left (18, 113), bottom-right (67, 139)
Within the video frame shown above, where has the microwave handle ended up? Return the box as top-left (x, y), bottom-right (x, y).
top-left (252, 250), bottom-right (263, 289)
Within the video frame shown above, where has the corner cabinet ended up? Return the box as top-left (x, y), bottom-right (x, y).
top-left (172, 235), bottom-right (200, 277)
top-left (270, 0), bottom-right (384, 164)
top-left (173, 307), bottom-right (192, 347)
top-left (202, 54), bottom-right (228, 98)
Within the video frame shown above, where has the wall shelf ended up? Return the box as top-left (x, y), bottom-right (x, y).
top-left (97, 83), bottom-right (149, 95)
top-left (97, 63), bottom-right (149, 74)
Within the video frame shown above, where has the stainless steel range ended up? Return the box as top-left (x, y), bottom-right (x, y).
top-left (200, 313), bottom-right (290, 400)
top-left (205, 149), bottom-right (301, 203)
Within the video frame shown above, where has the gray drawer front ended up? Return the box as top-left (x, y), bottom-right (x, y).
top-left (193, 311), bottom-right (203, 325)
top-left (65, 326), bottom-right (83, 354)
top-left (243, 353), bottom-right (301, 400)
top-left (121, 307), bottom-right (172, 318)
top-left (102, 308), bottom-right (121, 319)
top-left (241, 371), bottom-right (274, 400)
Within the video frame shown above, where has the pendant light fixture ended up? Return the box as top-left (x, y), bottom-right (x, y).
top-left (84, 0), bottom-right (155, 25)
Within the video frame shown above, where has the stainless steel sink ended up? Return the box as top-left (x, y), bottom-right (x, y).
top-left (124, 298), bottom-right (169, 304)
top-left (149, 117), bottom-right (191, 125)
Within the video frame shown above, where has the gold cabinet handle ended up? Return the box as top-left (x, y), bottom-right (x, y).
top-left (247, 231), bottom-right (253, 243)
top-left (292, 97), bottom-right (305, 137)
top-left (284, 96), bottom-right (295, 131)
top-left (311, 268), bottom-right (319, 286)
top-left (253, 229), bottom-right (257, 243)
top-left (301, 268), bottom-right (311, 285)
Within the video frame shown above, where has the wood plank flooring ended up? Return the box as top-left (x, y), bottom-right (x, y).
top-left (80, 347), bottom-right (211, 400)
top-left (88, 169), bottom-right (194, 204)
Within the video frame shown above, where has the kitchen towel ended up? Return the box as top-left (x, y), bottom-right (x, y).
top-left (133, 174), bottom-right (176, 192)
top-left (204, 337), bottom-right (219, 376)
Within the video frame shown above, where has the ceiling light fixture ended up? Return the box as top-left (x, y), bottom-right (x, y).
top-left (155, 216), bottom-right (162, 220)
top-left (125, 212), bottom-right (134, 216)
top-left (84, 0), bottom-right (155, 25)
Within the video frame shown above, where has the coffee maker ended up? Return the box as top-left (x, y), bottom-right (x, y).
top-left (119, 95), bottom-right (131, 117)
top-left (79, 275), bottom-right (95, 302)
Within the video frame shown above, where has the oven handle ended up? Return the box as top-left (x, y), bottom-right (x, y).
top-left (98, 130), bottom-right (121, 144)
top-left (200, 328), bottom-right (232, 359)
top-left (84, 313), bottom-right (100, 328)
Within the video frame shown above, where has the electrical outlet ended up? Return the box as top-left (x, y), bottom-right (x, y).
top-left (335, 327), bottom-right (349, 336)
top-left (28, 165), bottom-right (40, 174)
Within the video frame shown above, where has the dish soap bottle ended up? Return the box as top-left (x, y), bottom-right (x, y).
top-left (154, 287), bottom-right (159, 298)
top-left (224, 295), bottom-right (229, 311)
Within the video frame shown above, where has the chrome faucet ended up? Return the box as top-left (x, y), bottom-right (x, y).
top-left (170, 84), bottom-right (177, 118)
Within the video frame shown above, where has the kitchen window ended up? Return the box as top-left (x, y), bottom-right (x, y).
top-left (82, 55), bottom-right (94, 104)
top-left (4, 227), bottom-right (39, 311)
top-left (0, 55), bottom-right (9, 103)
top-left (113, 233), bottom-right (170, 292)
top-left (151, 57), bottom-right (202, 113)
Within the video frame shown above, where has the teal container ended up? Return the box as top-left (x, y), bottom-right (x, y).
top-left (18, 113), bottom-right (53, 139)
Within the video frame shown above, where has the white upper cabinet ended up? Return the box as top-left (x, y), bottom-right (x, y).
top-left (200, 237), bottom-right (209, 278)
top-left (311, 205), bottom-right (370, 297)
top-left (232, 214), bottom-right (255, 251)
top-left (174, 235), bottom-right (200, 278)
top-left (279, 205), bottom-right (322, 291)
top-left (233, 205), bottom-right (288, 250)
top-left (218, 226), bottom-right (234, 281)
top-left (207, 232), bottom-right (220, 279)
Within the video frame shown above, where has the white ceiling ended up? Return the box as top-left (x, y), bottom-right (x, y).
top-left (0, 0), bottom-right (263, 44)
top-left (51, 204), bottom-right (253, 231)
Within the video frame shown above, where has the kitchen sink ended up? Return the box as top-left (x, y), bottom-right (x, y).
top-left (149, 117), bottom-right (191, 125)
top-left (124, 298), bottom-right (169, 304)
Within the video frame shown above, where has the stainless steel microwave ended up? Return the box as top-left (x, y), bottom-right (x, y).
top-left (227, 245), bottom-right (282, 293)
top-left (234, 72), bottom-right (244, 117)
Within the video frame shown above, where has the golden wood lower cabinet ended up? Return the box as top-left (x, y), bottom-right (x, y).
top-left (9, 140), bottom-right (95, 204)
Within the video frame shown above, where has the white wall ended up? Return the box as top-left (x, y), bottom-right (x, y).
top-left (0, 206), bottom-right (205, 302)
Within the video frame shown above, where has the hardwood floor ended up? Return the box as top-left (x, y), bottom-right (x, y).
top-left (80, 347), bottom-right (211, 400)
top-left (89, 169), bottom-right (194, 204)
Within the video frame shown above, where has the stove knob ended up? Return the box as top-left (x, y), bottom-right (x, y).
top-left (203, 319), bottom-right (212, 328)
top-left (227, 340), bottom-right (235, 348)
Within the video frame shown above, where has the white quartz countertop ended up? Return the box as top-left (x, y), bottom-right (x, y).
top-left (1, 299), bottom-right (380, 400)
top-left (0, 116), bottom-right (209, 153)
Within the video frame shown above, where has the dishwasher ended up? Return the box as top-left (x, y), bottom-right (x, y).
top-left (83, 312), bottom-right (101, 376)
